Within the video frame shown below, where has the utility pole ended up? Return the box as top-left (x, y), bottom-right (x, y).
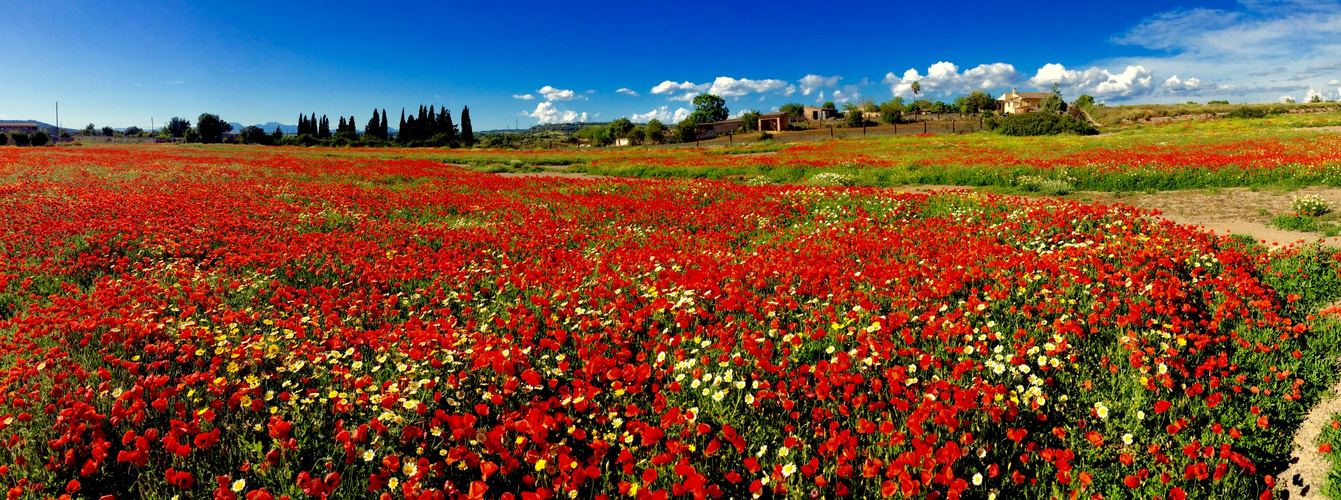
top-left (55, 102), bottom-right (59, 138)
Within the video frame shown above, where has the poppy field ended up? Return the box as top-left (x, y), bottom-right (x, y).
top-left (4, 144), bottom-right (1341, 500)
top-left (394, 115), bottom-right (1341, 192)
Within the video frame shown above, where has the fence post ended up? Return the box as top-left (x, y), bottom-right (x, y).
top-left (862, 121), bottom-right (866, 136)
top-left (830, 126), bottom-right (833, 138)
top-left (923, 121), bottom-right (927, 134)
top-left (952, 120), bottom-right (955, 133)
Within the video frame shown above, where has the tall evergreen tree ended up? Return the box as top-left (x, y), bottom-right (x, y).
top-left (380, 110), bottom-right (388, 140)
top-left (298, 115), bottom-right (306, 135)
top-left (311, 114), bottom-right (318, 135)
top-left (439, 108), bottom-right (457, 147)
top-left (460, 106), bottom-right (474, 147)
top-left (416, 106), bottom-right (428, 141)
top-left (338, 117), bottom-right (347, 134)
top-left (366, 111), bottom-right (379, 138)
top-left (398, 109), bottom-right (406, 142)
top-left (404, 116), bottom-right (417, 143)
top-left (427, 106), bottom-right (437, 137)
top-left (349, 116), bottom-right (356, 135)
top-left (319, 115), bottom-right (331, 139)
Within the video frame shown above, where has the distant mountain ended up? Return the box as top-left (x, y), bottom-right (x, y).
top-left (223, 122), bottom-right (402, 135)
top-left (228, 122), bottom-right (298, 134)
top-left (0, 119), bottom-right (58, 130)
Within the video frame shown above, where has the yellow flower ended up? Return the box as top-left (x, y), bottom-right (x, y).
top-left (231, 479), bottom-right (246, 492)
top-left (535, 459), bottom-right (547, 471)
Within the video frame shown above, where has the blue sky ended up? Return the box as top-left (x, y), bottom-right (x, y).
top-left (2, 0), bottom-right (1340, 131)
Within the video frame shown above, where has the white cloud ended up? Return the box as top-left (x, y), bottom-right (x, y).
top-left (1163, 75), bottom-right (1207, 93)
top-left (1331, 79), bottom-right (1341, 85)
top-left (1306, 88), bottom-right (1324, 101)
top-left (616, 88), bottom-right (639, 97)
top-left (513, 94), bottom-right (535, 100)
top-left (651, 80), bottom-right (708, 95)
top-left (783, 85), bottom-right (796, 96)
top-left (629, 106), bottom-right (689, 123)
top-left (883, 62), bottom-right (1021, 98)
top-left (668, 92), bottom-right (699, 102)
top-left (586, 89), bottom-right (596, 94)
top-left (708, 76), bottom-right (788, 97)
top-left (538, 86), bottom-right (578, 101)
top-left (1103, 1), bottom-right (1341, 103)
top-left (1280, 94), bottom-right (1298, 102)
top-left (527, 102), bottom-right (588, 124)
top-left (798, 74), bottom-right (842, 96)
top-left (1027, 64), bottom-right (1154, 98)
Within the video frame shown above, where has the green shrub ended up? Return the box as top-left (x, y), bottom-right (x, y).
top-left (757, 131), bottom-right (774, 141)
top-left (1226, 107), bottom-right (1282, 119)
top-left (0, 133), bottom-right (7, 146)
top-left (11, 133), bottom-right (30, 147)
top-left (30, 131), bottom-right (49, 146)
top-left (987, 112), bottom-right (1098, 136)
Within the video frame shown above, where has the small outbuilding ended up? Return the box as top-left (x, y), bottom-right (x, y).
top-left (757, 113), bottom-right (790, 132)
top-left (694, 119), bottom-right (743, 139)
top-left (801, 106), bottom-right (840, 122)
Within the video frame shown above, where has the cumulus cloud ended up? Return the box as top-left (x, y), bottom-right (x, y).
top-left (707, 76), bottom-right (789, 97)
top-left (538, 86), bottom-right (579, 101)
top-left (798, 74), bottom-right (842, 96)
top-left (513, 94), bottom-right (535, 100)
top-left (1163, 75), bottom-right (1207, 93)
top-left (629, 106), bottom-right (689, 123)
top-left (616, 88), bottom-right (639, 97)
top-left (1026, 64), bottom-right (1154, 98)
top-left (651, 81), bottom-right (709, 95)
top-left (527, 102), bottom-right (588, 124)
top-left (883, 62), bottom-right (1021, 98)
top-left (1104, 1), bottom-right (1341, 103)
top-left (668, 92), bottom-right (699, 102)
top-left (1280, 94), bottom-right (1298, 102)
top-left (1306, 88), bottom-right (1325, 101)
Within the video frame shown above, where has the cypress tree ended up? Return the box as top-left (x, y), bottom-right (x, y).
top-left (460, 106), bottom-right (474, 147)
top-left (298, 115), bottom-right (306, 136)
top-left (349, 116), bottom-right (356, 135)
top-left (398, 109), bottom-right (406, 142)
top-left (416, 106), bottom-right (427, 141)
top-left (439, 108), bottom-right (457, 147)
top-left (366, 111), bottom-right (379, 139)
top-left (380, 110), bottom-right (389, 140)
top-left (428, 106), bottom-right (437, 137)
top-left (311, 113), bottom-right (317, 135)
top-left (319, 115), bottom-right (331, 139)
top-left (338, 117), bottom-right (347, 134)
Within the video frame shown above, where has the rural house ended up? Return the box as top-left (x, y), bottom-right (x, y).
top-left (997, 89), bottom-right (1053, 114)
top-left (0, 122), bottom-right (43, 134)
top-left (801, 106), bottom-right (840, 122)
top-left (694, 119), bottom-right (743, 139)
top-left (757, 112), bottom-right (790, 132)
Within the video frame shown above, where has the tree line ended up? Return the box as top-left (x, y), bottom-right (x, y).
top-left (253, 105), bottom-right (476, 148)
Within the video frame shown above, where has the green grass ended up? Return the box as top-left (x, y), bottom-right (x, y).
top-left (1270, 214), bottom-right (1341, 237)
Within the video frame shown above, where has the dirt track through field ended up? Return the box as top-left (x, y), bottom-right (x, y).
top-left (903, 185), bottom-right (1341, 249)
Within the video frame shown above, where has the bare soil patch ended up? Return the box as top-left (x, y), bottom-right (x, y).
top-left (1277, 372), bottom-right (1341, 499)
top-left (901, 185), bottom-right (1341, 249)
top-left (1082, 187), bottom-right (1341, 249)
